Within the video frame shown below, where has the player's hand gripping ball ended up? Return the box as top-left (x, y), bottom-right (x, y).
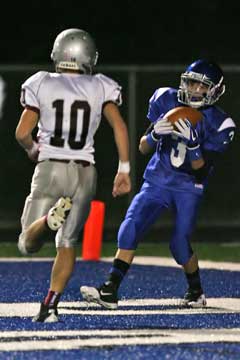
top-left (164, 106), bottom-right (203, 129)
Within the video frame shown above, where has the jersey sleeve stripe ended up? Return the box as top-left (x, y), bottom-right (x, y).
top-left (217, 117), bottom-right (236, 132)
top-left (25, 105), bottom-right (40, 114)
top-left (102, 100), bottom-right (119, 112)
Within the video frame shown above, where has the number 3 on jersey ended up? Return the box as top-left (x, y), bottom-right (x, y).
top-left (50, 99), bottom-right (90, 149)
top-left (170, 140), bottom-right (187, 167)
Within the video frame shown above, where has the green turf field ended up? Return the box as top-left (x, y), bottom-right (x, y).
top-left (1, 241), bottom-right (239, 262)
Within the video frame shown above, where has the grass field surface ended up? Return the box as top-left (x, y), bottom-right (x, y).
top-left (1, 241), bottom-right (239, 262)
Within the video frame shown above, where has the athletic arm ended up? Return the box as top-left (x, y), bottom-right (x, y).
top-left (103, 102), bottom-right (131, 197)
top-left (15, 109), bottom-right (39, 161)
top-left (191, 151), bottom-right (224, 183)
top-left (15, 109), bottom-right (38, 149)
top-left (139, 117), bottom-right (173, 155)
top-left (139, 123), bottom-right (154, 155)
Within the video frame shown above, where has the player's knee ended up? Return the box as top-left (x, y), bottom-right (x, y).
top-left (55, 236), bottom-right (77, 248)
top-left (18, 235), bottom-right (31, 255)
top-left (18, 233), bottom-right (40, 255)
top-left (117, 218), bottom-right (138, 249)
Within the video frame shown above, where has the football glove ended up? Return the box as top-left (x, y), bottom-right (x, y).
top-left (152, 117), bottom-right (173, 139)
top-left (173, 118), bottom-right (199, 148)
top-left (173, 118), bottom-right (203, 161)
top-left (146, 117), bottom-right (173, 147)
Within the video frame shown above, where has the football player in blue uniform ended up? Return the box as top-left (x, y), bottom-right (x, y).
top-left (81, 59), bottom-right (236, 309)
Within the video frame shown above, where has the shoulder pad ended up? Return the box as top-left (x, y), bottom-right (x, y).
top-left (22, 71), bottom-right (49, 94)
top-left (95, 73), bottom-right (121, 88)
top-left (150, 87), bottom-right (171, 102)
top-left (94, 73), bottom-right (122, 105)
top-left (203, 106), bottom-right (236, 131)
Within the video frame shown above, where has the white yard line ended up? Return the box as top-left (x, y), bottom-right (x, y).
top-left (0, 328), bottom-right (239, 351)
top-left (1, 328), bottom-right (237, 338)
top-left (0, 298), bottom-right (239, 317)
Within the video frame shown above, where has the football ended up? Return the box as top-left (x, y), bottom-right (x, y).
top-left (165, 106), bottom-right (203, 127)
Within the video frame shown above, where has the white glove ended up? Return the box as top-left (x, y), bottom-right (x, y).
top-left (153, 117), bottom-right (173, 136)
top-left (173, 118), bottom-right (199, 147)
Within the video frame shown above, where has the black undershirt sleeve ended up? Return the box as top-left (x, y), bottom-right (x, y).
top-left (192, 150), bottom-right (220, 183)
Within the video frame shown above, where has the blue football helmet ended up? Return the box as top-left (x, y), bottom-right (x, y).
top-left (178, 59), bottom-right (225, 108)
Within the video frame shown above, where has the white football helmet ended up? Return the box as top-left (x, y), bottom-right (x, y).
top-left (51, 28), bottom-right (98, 74)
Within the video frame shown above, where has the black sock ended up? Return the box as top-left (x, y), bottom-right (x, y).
top-left (107, 258), bottom-right (130, 289)
top-left (185, 268), bottom-right (202, 292)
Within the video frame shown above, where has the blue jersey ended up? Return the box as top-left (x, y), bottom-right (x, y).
top-left (144, 87), bottom-right (236, 194)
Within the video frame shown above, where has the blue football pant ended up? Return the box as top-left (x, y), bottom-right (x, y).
top-left (117, 181), bottom-right (202, 265)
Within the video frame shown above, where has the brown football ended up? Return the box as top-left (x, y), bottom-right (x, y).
top-left (165, 106), bottom-right (203, 127)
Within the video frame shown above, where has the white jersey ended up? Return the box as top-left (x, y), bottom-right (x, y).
top-left (20, 71), bottom-right (122, 163)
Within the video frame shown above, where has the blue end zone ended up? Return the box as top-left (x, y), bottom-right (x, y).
top-left (0, 261), bottom-right (239, 302)
top-left (0, 259), bottom-right (239, 359)
top-left (2, 344), bottom-right (240, 360)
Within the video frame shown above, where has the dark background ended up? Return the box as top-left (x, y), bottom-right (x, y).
top-left (1, 1), bottom-right (240, 65)
top-left (0, 1), bottom-right (240, 243)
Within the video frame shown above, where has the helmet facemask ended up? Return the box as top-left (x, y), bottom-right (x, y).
top-left (178, 71), bottom-right (225, 108)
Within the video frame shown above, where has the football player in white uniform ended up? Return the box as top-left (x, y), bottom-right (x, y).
top-left (15, 28), bottom-right (131, 322)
